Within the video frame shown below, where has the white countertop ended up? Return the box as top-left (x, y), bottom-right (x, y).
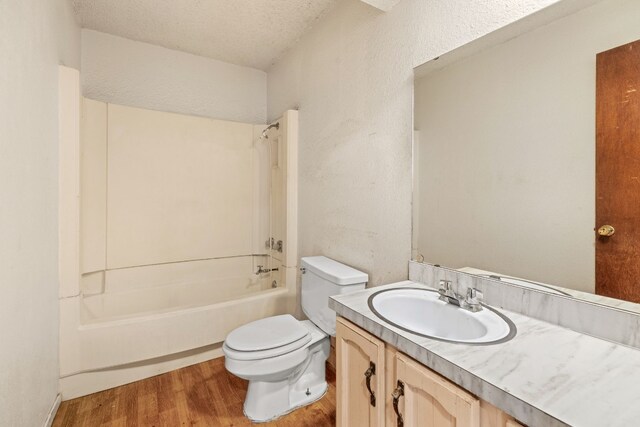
top-left (329, 280), bottom-right (640, 427)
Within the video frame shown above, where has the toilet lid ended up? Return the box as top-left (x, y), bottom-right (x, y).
top-left (223, 334), bottom-right (312, 361)
top-left (225, 314), bottom-right (309, 352)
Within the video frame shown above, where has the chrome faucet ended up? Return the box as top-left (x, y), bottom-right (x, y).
top-left (438, 280), bottom-right (483, 312)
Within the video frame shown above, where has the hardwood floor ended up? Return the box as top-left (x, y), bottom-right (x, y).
top-left (53, 357), bottom-right (336, 427)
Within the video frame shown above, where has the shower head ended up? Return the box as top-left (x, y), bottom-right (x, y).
top-left (260, 122), bottom-right (280, 140)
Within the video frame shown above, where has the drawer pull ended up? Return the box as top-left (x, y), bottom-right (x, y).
top-left (364, 361), bottom-right (376, 407)
top-left (392, 380), bottom-right (405, 427)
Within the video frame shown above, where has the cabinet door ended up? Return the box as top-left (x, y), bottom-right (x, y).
top-left (336, 317), bottom-right (385, 427)
top-left (480, 401), bottom-right (524, 427)
top-left (385, 346), bottom-right (399, 427)
top-left (392, 352), bottom-right (480, 427)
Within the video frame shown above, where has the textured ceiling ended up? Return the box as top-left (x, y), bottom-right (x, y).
top-left (73, 0), bottom-right (338, 70)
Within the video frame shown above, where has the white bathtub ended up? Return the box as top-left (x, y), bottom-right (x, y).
top-left (59, 255), bottom-right (297, 398)
top-left (81, 256), bottom-right (281, 323)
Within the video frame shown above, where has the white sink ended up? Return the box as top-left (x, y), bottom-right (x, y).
top-left (368, 288), bottom-right (515, 344)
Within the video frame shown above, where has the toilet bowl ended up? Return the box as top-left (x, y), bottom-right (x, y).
top-left (224, 316), bottom-right (329, 421)
top-left (223, 256), bottom-right (368, 422)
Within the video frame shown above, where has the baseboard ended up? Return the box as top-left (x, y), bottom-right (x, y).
top-left (43, 393), bottom-right (61, 427)
top-left (60, 343), bottom-right (223, 400)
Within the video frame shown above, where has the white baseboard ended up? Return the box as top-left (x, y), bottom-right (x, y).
top-left (43, 393), bottom-right (61, 427)
top-left (60, 343), bottom-right (224, 400)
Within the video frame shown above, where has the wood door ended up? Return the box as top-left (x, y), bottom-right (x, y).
top-left (336, 317), bottom-right (385, 427)
top-left (393, 352), bottom-right (479, 427)
top-left (596, 39), bottom-right (640, 302)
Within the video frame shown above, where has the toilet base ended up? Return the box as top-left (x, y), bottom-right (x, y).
top-left (242, 335), bottom-right (330, 422)
top-left (243, 379), bottom-right (328, 423)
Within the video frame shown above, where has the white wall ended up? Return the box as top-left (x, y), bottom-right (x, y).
top-left (81, 29), bottom-right (267, 124)
top-left (267, 0), bottom-right (562, 286)
top-left (414, 0), bottom-right (640, 293)
top-left (0, 0), bottom-right (79, 425)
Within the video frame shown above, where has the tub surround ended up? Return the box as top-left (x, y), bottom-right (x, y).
top-left (330, 280), bottom-right (640, 427)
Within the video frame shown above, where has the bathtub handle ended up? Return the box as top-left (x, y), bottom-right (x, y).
top-left (364, 361), bottom-right (376, 407)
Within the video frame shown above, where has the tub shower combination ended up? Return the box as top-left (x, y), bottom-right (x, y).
top-left (58, 68), bottom-right (298, 399)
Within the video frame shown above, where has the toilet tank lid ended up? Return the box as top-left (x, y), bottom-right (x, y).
top-left (301, 256), bottom-right (368, 285)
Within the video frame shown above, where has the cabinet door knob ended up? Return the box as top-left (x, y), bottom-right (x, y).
top-left (598, 225), bottom-right (615, 237)
top-left (364, 362), bottom-right (376, 407)
top-left (391, 380), bottom-right (405, 427)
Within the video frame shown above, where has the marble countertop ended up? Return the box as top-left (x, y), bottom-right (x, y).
top-left (330, 280), bottom-right (640, 427)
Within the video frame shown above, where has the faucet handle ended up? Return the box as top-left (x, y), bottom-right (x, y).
top-left (438, 279), bottom-right (452, 291)
top-left (438, 280), bottom-right (452, 301)
top-left (464, 288), bottom-right (483, 312)
top-left (466, 287), bottom-right (481, 299)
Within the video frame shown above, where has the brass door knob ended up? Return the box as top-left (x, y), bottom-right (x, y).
top-left (598, 225), bottom-right (615, 237)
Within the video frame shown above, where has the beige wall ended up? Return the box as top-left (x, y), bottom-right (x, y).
top-left (0, 1), bottom-right (79, 425)
top-left (267, 0), bottom-right (566, 286)
top-left (414, 0), bottom-right (640, 293)
top-left (81, 29), bottom-right (267, 124)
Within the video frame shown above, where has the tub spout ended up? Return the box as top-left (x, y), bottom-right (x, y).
top-left (255, 265), bottom-right (278, 275)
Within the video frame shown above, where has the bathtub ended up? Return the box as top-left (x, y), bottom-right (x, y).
top-left (59, 255), bottom-right (297, 399)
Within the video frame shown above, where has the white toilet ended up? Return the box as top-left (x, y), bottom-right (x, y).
top-left (223, 256), bottom-right (368, 422)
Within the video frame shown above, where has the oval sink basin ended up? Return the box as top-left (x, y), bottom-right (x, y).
top-left (368, 288), bottom-right (516, 344)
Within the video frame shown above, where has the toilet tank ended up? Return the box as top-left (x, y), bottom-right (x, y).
top-left (301, 256), bottom-right (368, 336)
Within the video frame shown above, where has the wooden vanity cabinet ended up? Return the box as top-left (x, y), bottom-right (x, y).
top-left (336, 317), bottom-right (524, 427)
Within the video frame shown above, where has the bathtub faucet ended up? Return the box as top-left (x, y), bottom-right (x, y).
top-left (255, 265), bottom-right (278, 275)
top-left (265, 238), bottom-right (284, 253)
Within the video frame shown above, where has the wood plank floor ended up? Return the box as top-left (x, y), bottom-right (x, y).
top-left (53, 357), bottom-right (336, 427)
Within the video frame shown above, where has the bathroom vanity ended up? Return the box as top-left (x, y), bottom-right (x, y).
top-left (336, 317), bottom-right (522, 427)
top-left (331, 275), bottom-right (640, 427)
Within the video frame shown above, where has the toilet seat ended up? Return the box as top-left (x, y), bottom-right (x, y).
top-left (224, 314), bottom-right (311, 361)
top-left (223, 334), bottom-right (311, 361)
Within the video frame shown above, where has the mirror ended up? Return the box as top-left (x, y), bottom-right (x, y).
top-left (412, 0), bottom-right (640, 309)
